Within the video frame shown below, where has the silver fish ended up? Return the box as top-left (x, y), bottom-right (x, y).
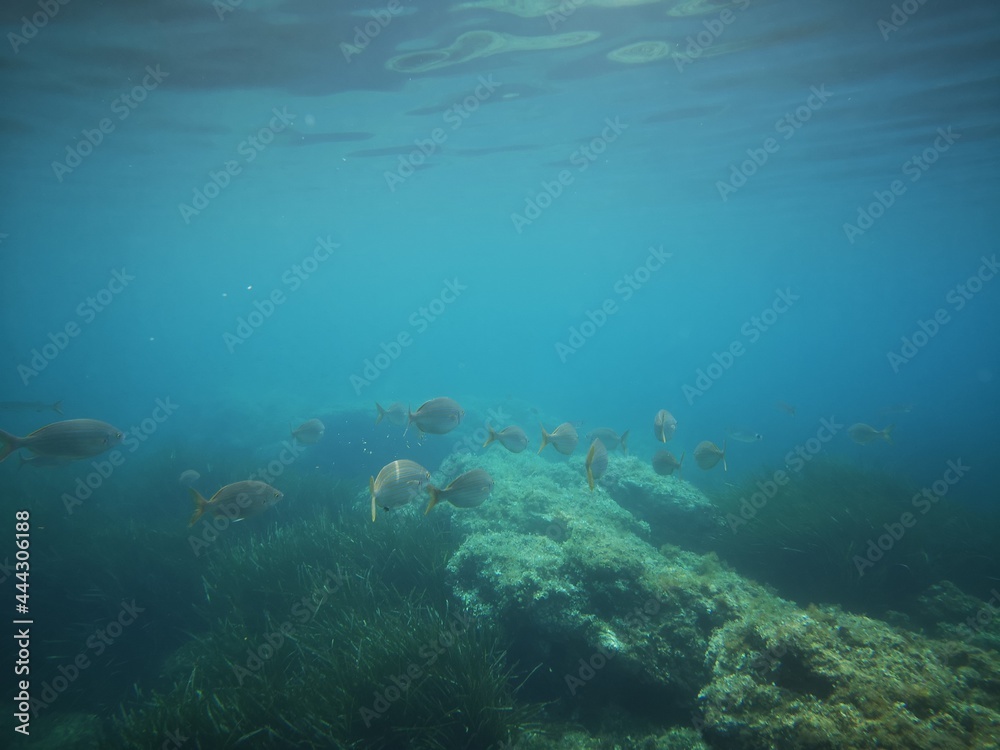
top-left (653, 410), bottom-right (677, 442)
top-left (693, 440), bottom-right (726, 471)
top-left (726, 429), bottom-right (763, 443)
top-left (188, 480), bottom-right (283, 526)
top-left (848, 423), bottom-right (894, 445)
top-left (775, 401), bottom-right (796, 416)
top-left (539, 422), bottom-right (578, 456)
top-left (375, 401), bottom-right (408, 427)
top-left (408, 398), bottom-right (464, 435)
top-left (291, 418), bottom-right (325, 444)
top-left (652, 450), bottom-right (684, 476)
top-left (370, 459), bottom-right (431, 521)
top-left (425, 468), bottom-right (494, 514)
top-left (0, 419), bottom-right (123, 463)
top-left (586, 428), bottom-right (629, 454)
top-left (483, 424), bottom-right (528, 453)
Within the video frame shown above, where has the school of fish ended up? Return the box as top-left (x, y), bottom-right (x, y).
top-left (1, 395), bottom-right (902, 526)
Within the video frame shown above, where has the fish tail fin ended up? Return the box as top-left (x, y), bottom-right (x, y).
top-left (621, 429), bottom-right (630, 455)
top-left (375, 403), bottom-right (385, 425)
top-left (883, 424), bottom-right (895, 445)
top-left (188, 488), bottom-right (209, 527)
top-left (0, 429), bottom-right (22, 463)
top-left (538, 424), bottom-right (549, 454)
top-left (403, 404), bottom-right (412, 437)
top-left (52, 400), bottom-right (63, 415)
top-left (482, 425), bottom-right (497, 448)
top-left (425, 485), bottom-right (442, 515)
top-left (369, 477), bottom-right (377, 522)
top-left (721, 440), bottom-right (728, 472)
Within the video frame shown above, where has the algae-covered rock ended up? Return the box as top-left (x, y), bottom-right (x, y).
top-left (914, 581), bottom-right (1000, 653)
top-left (435, 448), bottom-right (1000, 748)
top-left (442, 450), bottom-right (755, 709)
top-left (600, 455), bottom-right (723, 549)
top-left (699, 600), bottom-right (1000, 749)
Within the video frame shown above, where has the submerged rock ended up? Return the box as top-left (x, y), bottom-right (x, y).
top-left (914, 580), bottom-right (1000, 653)
top-left (437, 449), bottom-right (1000, 747)
top-left (599, 454), bottom-right (723, 549)
top-left (700, 600), bottom-right (1000, 749)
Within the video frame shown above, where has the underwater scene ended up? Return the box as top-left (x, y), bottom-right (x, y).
top-left (2, 0), bottom-right (1000, 747)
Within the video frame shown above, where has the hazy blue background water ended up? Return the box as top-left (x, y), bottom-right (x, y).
top-left (0, 0), bottom-right (999, 744)
top-left (1, 0), bottom-right (998, 501)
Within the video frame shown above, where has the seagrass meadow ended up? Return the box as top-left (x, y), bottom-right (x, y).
top-left (6, 430), bottom-right (1000, 749)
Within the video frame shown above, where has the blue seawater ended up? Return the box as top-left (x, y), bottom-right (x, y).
top-left (1, 0), bottom-right (997, 746)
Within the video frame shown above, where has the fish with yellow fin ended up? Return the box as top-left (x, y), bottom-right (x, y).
top-left (585, 438), bottom-right (608, 491)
